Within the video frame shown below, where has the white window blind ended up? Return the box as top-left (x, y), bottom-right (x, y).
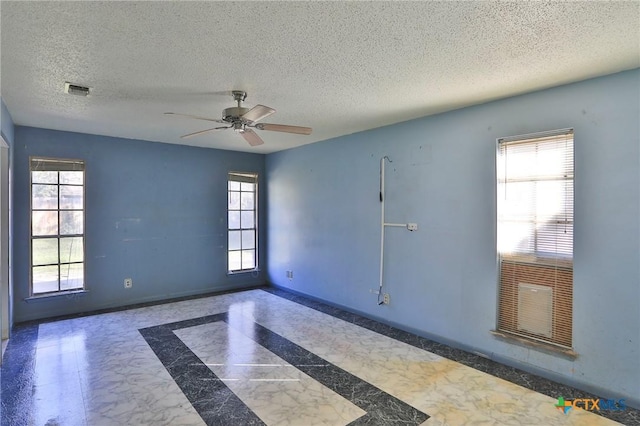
top-left (497, 129), bottom-right (574, 348)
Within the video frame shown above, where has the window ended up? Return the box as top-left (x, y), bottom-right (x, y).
top-left (496, 129), bottom-right (573, 348)
top-left (228, 172), bottom-right (258, 272)
top-left (30, 157), bottom-right (85, 295)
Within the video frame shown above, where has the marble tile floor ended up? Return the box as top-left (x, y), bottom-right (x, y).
top-left (1, 287), bottom-right (638, 426)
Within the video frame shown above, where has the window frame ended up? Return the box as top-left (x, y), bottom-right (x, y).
top-left (227, 172), bottom-right (258, 273)
top-left (495, 129), bottom-right (574, 350)
top-left (496, 130), bottom-right (574, 267)
top-left (29, 157), bottom-right (86, 296)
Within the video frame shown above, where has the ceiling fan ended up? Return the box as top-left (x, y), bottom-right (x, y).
top-left (165, 90), bottom-right (312, 146)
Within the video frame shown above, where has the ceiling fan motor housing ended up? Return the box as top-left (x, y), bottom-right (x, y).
top-left (223, 106), bottom-right (250, 122)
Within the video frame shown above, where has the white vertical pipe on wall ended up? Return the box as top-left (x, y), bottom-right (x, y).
top-left (378, 156), bottom-right (409, 305)
top-left (378, 157), bottom-right (387, 305)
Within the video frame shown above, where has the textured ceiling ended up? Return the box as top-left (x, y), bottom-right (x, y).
top-left (1, 1), bottom-right (639, 154)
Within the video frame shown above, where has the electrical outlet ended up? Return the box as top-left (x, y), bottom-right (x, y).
top-left (286, 270), bottom-right (293, 280)
top-left (124, 278), bottom-right (133, 288)
top-left (383, 293), bottom-right (390, 304)
top-left (407, 223), bottom-right (418, 231)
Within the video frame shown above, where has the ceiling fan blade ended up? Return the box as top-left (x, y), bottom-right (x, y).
top-left (241, 105), bottom-right (276, 123)
top-left (180, 126), bottom-right (230, 139)
top-left (240, 129), bottom-right (265, 146)
top-left (255, 123), bottom-right (312, 135)
top-left (165, 112), bottom-right (226, 124)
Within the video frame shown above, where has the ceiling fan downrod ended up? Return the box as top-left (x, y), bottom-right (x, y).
top-left (232, 90), bottom-right (247, 107)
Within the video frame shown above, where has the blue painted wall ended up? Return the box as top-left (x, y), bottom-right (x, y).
top-left (13, 127), bottom-right (266, 321)
top-left (266, 69), bottom-right (640, 406)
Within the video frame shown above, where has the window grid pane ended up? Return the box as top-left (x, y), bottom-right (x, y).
top-left (30, 160), bottom-right (85, 295)
top-left (32, 238), bottom-right (59, 266)
top-left (32, 211), bottom-right (58, 236)
top-left (32, 185), bottom-right (59, 209)
top-left (60, 263), bottom-right (84, 291)
top-left (33, 265), bottom-right (60, 294)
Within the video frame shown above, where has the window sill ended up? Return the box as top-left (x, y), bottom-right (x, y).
top-left (490, 330), bottom-right (578, 360)
top-left (227, 269), bottom-right (261, 276)
top-left (25, 290), bottom-right (88, 302)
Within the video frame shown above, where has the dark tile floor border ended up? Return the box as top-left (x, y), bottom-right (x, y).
top-left (139, 312), bottom-right (428, 425)
top-left (262, 287), bottom-right (640, 425)
top-left (0, 323), bottom-right (39, 426)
